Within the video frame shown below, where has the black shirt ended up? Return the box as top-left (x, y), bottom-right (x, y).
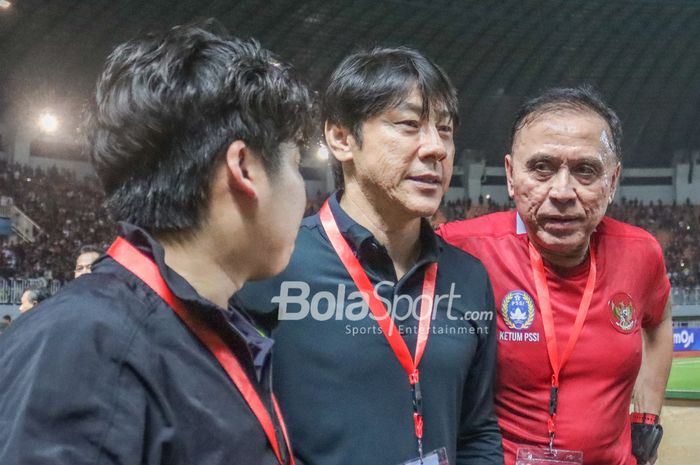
top-left (0, 223), bottom-right (285, 465)
top-left (237, 193), bottom-right (503, 465)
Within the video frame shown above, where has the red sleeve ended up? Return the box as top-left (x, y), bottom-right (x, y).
top-left (435, 222), bottom-right (451, 242)
top-left (436, 220), bottom-right (491, 262)
top-left (641, 238), bottom-right (670, 328)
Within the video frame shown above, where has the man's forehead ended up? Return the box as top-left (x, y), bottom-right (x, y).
top-left (512, 110), bottom-right (618, 167)
top-left (77, 252), bottom-right (99, 263)
top-left (521, 107), bottom-right (610, 134)
top-left (515, 110), bottom-right (612, 150)
top-left (391, 97), bottom-right (452, 120)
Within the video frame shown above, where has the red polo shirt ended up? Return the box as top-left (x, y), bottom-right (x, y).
top-left (438, 211), bottom-right (669, 465)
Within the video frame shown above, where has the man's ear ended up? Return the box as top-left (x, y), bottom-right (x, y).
top-left (225, 140), bottom-right (264, 200)
top-left (608, 161), bottom-right (622, 204)
top-left (325, 121), bottom-right (355, 163)
top-left (505, 154), bottom-right (515, 199)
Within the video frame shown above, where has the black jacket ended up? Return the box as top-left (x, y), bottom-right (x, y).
top-left (0, 224), bottom-right (286, 465)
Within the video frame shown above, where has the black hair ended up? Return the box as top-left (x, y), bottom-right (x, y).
top-left (25, 287), bottom-right (51, 305)
top-left (2, 315), bottom-right (11, 322)
top-left (322, 46), bottom-right (459, 189)
top-left (77, 244), bottom-right (102, 256)
top-left (509, 85), bottom-right (622, 160)
top-left (83, 22), bottom-right (315, 232)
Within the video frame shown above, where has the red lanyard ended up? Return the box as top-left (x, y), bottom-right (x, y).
top-left (319, 201), bottom-right (437, 459)
top-left (107, 237), bottom-right (294, 465)
top-left (528, 241), bottom-right (596, 451)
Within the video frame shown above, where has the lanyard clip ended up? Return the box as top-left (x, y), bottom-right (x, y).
top-left (549, 385), bottom-right (559, 416)
top-left (413, 412), bottom-right (424, 439)
top-left (410, 369), bottom-right (424, 461)
top-left (411, 379), bottom-right (423, 417)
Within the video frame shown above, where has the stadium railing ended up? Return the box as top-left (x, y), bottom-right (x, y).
top-left (672, 287), bottom-right (700, 306)
top-left (0, 277), bottom-right (61, 305)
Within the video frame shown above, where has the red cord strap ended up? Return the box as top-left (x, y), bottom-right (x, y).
top-left (108, 237), bottom-right (294, 465)
top-left (320, 201), bottom-right (437, 454)
top-left (528, 241), bottom-right (597, 446)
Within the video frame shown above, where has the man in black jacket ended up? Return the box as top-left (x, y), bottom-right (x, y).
top-left (238, 47), bottom-right (503, 465)
top-left (0, 24), bottom-right (314, 465)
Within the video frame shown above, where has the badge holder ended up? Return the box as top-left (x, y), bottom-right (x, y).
top-left (400, 447), bottom-right (449, 465)
top-left (516, 447), bottom-right (583, 465)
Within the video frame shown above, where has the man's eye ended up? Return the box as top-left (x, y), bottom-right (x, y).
top-left (575, 165), bottom-right (596, 176)
top-left (397, 120), bottom-right (420, 129)
top-left (438, 125), bottom-right (453, 134)
top-left (534, 162), bottom-right (553, 173)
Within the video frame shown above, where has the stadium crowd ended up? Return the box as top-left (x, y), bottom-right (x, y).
top-left (1, 160), bottom-right (699, 290)
top-left (0, 161), bottom-right (113, 282)
top-left (607, 199), bottom-right (700, 288)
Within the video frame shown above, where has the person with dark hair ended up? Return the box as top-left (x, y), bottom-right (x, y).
top-left (237, 47), bottom-right (503, 465)
top-left (0, 23), bottom-right (314, 465)
top-left (18, 287), bottom-right (51, 313)
top-left (74, 244), bottom-right (102, 278)
top-left (439, 86), bottom-right (672, 465)
top-left (0, 314), bottom-right (10, 332)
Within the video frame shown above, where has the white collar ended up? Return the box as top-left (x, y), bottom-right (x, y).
top-left (515, 212), bottom-right (527, 235)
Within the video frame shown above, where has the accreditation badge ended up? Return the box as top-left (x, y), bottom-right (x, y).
top-left (399, 447), bottom-right (449, 465)
top-left (516, 447), bottom-right (583, 464)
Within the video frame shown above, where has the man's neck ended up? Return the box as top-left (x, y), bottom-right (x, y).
top-left (537, 244), bottom-right (589, 272)
top-left (339, 187), bottom-right (422, 280)
top-left (156, 232), bottom-right (246, 309)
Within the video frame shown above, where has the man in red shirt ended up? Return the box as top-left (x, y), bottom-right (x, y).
top-left (438, 86), bottom-right (673, 465)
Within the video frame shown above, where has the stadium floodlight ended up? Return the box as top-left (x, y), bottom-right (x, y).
top-left (316, 143), bottom-right (329, 161)
top-left (0, 1), bottom-right (11, 10)
top-left (38, 112), bottom-right (59, 134)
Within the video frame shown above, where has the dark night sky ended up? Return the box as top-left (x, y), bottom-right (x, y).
top-left (1, 0), bottom-right (699, 166)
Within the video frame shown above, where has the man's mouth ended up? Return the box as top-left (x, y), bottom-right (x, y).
top-left (540, 215), bottom-right (583, 232)
top-left (407, 173), bottom-right (442, 185)
top-left (542, 215), bottom-right (581, 222)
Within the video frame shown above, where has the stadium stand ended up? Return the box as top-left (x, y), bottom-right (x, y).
top-left (303, 193), bottom-right (700, 301)
top-left (608, 199), bottom-right (700, 290)
top-left (1, 158), bottom-right (698, 306)
top-left (0, 160), bottom-right (113, 283)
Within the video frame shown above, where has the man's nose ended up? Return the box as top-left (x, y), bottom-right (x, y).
top-left (418, 125), bottom-right (448, 162)
top-left (549, 168), bottom-right (576, 202)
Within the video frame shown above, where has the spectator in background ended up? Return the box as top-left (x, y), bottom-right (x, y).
top-left (0, 315), bottom-right (10, 332)
top-left (0, 161), bottom-right (114, 282)
top-left (18, 287), bottom-right (51, 313)
top-left (74, 244), bottom-right (102, 278)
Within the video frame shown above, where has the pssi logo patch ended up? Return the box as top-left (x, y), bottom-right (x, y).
top-left (501, 290), bottom-right (535, 330)
top-left (609, 292), bottom-right (637, 333)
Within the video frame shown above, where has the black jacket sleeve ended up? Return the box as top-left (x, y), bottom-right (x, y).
top-left (0, 290), bottom-right (169, 465)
